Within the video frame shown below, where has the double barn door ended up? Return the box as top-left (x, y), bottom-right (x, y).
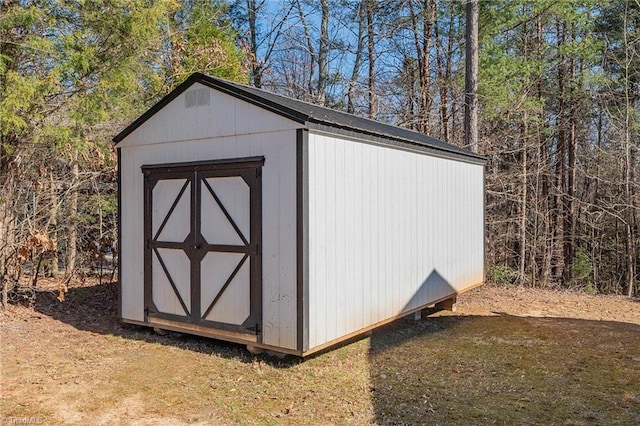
top-left (143, 158), bottom-right (263, 337)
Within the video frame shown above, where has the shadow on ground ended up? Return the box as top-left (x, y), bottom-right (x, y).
top-left (368, 312), bottom-right (640, 425)
top-left (24, 282), bottom-right (301, 368)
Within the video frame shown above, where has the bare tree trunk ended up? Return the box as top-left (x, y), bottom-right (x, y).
top-left (66, 150), bottom-right (79, 277)
top-left (464, 0), bottom-right (478, 153)
top-left (514, 4), bottom-right (529, 285)
top-left (49, 170), bottom-right (59, 278)
top-left (348, 1), bottom-right (366, 114)
top-left (552, 20), bottom-right (567, 284)
top-left (0, 169), bottom-right (16, 310)
top-left (366, 0), bottom-right (377, 119)
top-left (593, 101), bottom-right (604, 288)
top-left (563, 24), bottom-right (577, 286)
top-left (623, 96), bottom-right (636, 297)
top-left (625, 223), bottom-right (635, 296)
top-left (534, 14), bottom-right (552, 286)
top-left (435, 2), bottom-right (455, 143)
top-left (247, 0), bottom-right (262, 88)
top-left (622, 0), bottom-right (637, 297)
top-left (0, 197), bottom-right (9, 309)
top-left (295, 0), bottom-right (317, 98)
top-left (519, 115), bottom-right (528, 284)
top-left (420, 0), bottom-right (435, 134)
top-left (317, 0), bottom-right (329, 106)
top-left (1, 0), bottom-right (19, 309)
top-left (244, 0), bottom-right (292, 89)
top-left (408, 0), bottom-right (435, 133)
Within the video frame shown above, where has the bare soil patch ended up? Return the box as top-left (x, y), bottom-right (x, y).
top-left (1, 281), bottom-right (639, 425)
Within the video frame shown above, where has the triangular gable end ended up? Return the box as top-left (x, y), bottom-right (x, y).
top-left (115, 80), bottom-right (302, 148)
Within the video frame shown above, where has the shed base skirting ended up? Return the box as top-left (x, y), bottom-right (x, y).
top-left (120, 281), bottom-right (484, 357)
top-left (120, 318), bottom-right (303, 356)
top-left (300, 282), bottom-right (483, 357)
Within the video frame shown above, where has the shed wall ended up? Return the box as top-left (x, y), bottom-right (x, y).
top-left (306, 132), bottom-right (484, 349)
top-left (119, 84), bottom-right (300, 350)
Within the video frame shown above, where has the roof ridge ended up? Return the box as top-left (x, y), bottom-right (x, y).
top-left (114, 72), bottom-right (485, 163)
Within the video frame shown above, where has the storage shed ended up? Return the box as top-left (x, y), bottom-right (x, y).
top-left (114, 72), bottom-right (485, 356)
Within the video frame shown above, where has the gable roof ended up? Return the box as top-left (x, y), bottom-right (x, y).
top-left (113, 72), bottom-right (485, 163)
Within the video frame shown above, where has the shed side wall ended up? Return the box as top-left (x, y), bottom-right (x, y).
top-left (119, 85), bottom-right (300, 350)
top-left (307, 132), bottom-right (484, 349)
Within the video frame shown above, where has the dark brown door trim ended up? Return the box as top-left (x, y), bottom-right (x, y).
top-left (142, 157), bottom-right (264, 339)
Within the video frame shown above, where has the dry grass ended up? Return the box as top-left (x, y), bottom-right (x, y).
top-left (1, 282), bottom-right (639, 425)
top-left (369, 314), bottom-right (640, 425)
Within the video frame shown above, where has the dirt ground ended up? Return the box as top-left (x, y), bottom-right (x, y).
top-left (1, 280), bottom-right (639, 425)
top-left (458, 284), bottom-right (640, 324)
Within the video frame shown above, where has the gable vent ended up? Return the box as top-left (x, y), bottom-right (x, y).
top-left (185, 88), bottom-right (210, 108)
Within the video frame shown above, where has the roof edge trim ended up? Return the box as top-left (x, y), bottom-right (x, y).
top-left (194, 76), bottom-right (309, 124)
top-left (307, 121), bottom-right (487, 164)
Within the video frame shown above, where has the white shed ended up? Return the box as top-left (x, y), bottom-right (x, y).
top-left (114, 73), bottom-right (485, 356)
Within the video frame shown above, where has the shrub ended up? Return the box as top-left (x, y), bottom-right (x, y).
top-left (487, 264), bottom-right (517, 286)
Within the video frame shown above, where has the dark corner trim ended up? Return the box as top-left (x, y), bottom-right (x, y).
top-left (117, 148), bottom-right (123, 319)
top-left (296, 128), bottom-right (309, 353)
top-left (482, 163), bottom-right (487, 284)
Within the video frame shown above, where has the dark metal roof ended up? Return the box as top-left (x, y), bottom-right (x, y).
top-left (113, 72), bottom-right (485, 163)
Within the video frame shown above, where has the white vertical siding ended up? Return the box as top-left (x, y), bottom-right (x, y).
top-left (307, 132), bottom-right (484, 349)
top-left (118, 85), bottom-right (300, 350)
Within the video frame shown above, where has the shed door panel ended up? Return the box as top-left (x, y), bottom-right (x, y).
top-left (201, 177), bottom-right (250, 246)
top-left (197, 170), bottom-right (261, 331)
top-left (143, 158), bottom-right (263, 338)
top-left (152, 248), bottom-right (191, 316)
top-left (201, 252), bottom-right (250, 324)
top-left (152, 179), bottom-right (191, 243)
top-left (149, 177), bottom-right (192, 319)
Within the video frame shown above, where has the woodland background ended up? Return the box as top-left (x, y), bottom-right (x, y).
top-left (1, 0), bottom-right (638, 308)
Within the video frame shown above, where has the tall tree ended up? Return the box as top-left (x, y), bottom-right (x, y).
top-left (236, 0), bottom-right (293, 88)
top-left (366, 0), bottom-right (377, 118)
top-left (464, 0), bottom-right (479, 153)
top-left (0, 0), bottom-right (248, 307)
top-left (347, 1), bottom-right (366, 114)
top-left (164, 0), bottom-right (247, 88)
top-left (597, 0), bottom-right (640, 296)
top-left (1, 0), bottom-right (173, 302)
top-left (317, 0), bottom-right (330, 105)
top-left (408, 0), bottom-right (437, 133)
top-left (434, 1), bottom-right (461, 143)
